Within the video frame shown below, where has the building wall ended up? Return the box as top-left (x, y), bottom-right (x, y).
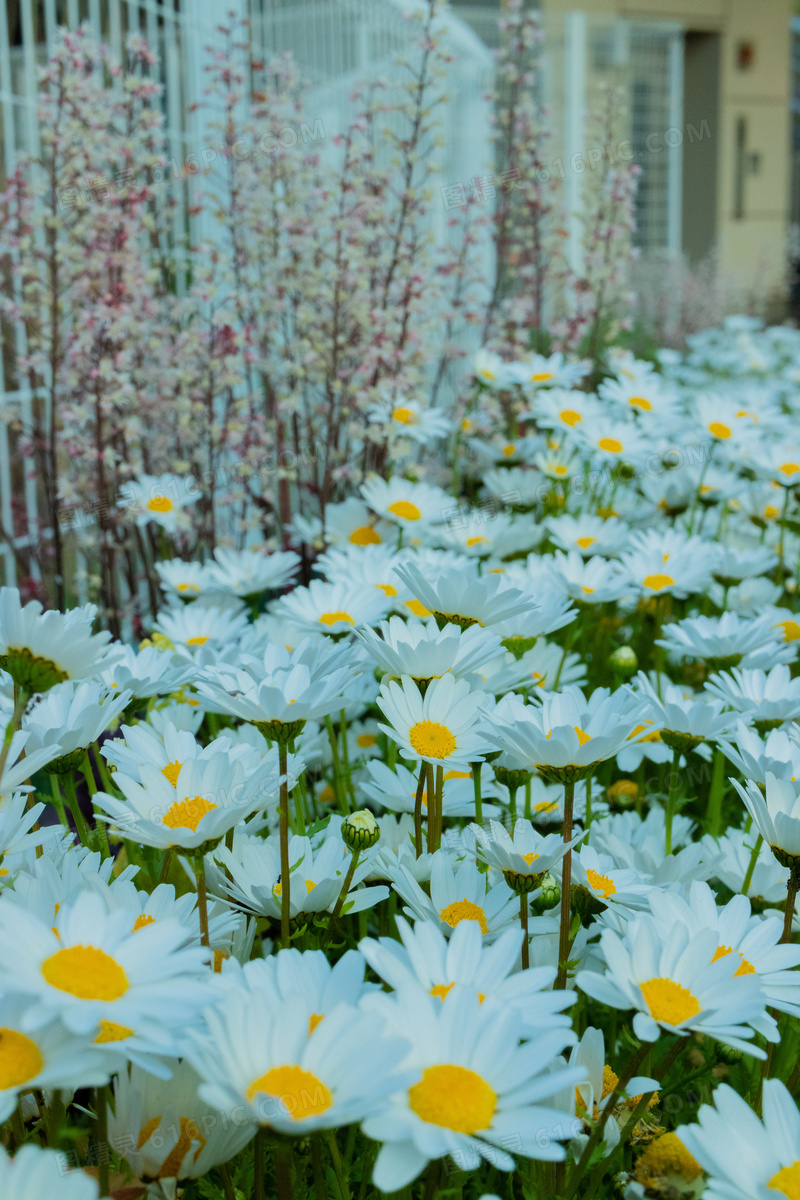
top-left (540, 0), bottom-right (793, 297)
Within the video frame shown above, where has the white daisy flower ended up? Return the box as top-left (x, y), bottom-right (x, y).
top-left (270, 579), bottom-right (390, 638)
top-left (361, 760), bottom-right (499, 820)
top-left (393, 561), bottom-right (534, 631)
top-left (0, 890), bottom-right (209, 1035)
top-left (22, 680), bottom-right (131, 772)
top-left (377, 674), bottom-right (490, 769)
top-left (0, 1143), bottom-right (101, 1200)
top-left (732, 773), bottom-right (800, 862)
top-left (119, 471), bottom-right (198, 530)
top-left (546, 513), bottom-right (630, 558)
top-left (0, 588), bottom-right (111, 692)
top-left (364, 986), bottom-right (582, 1190)
top-left (705, 664), bottom-right (800, 728)
top-left (109, 1058), bottom-right (254, 1182)
top-left (208, 546), bottom-right (300, 598)
top-left (95, 644), bottom-right (195, 700)
top-left (360, 916), bottom-right (574, 1035)
top-left (387, 848), bottom-right (533, 942)
top-left (540, 551), bottom-right (629, 605)
top-left (465, 819), bottom-right (583, 881)
top-left (207, 832), bottom-right (388, 921)
top-left (151, 604), bottom-right (249, 657)
top-left (356, 617), bottom-right (502, 683)
top-left (719, 722), bottom-right (800, 785)
top-left (360, 476), bottom-right (450, 531)
top-left (95, 748), bottom-right (288, 851)
top-left (571, 844), bottom-right (654, 912)
top-left (188, 987), bottom-right (408, 1134)
top-left (676, 1079), bottom-right (800, 1200)
top-left (632, 673), bottom-right (737, 747)
top-left (576, 912), bottom-right (769, 1056)
top-left (155, 558), bottom-right (216, 602)
top-left (657, 612), bottom-right (796, 670)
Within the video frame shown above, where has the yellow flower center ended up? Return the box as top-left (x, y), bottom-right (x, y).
top-left (642, 573), bottom-right (674, 591)
top-left (531, 372), bottom-right (554, 381)
top-left (555, 464), bottom-right (568, 476)
top-left (779, 463), bottom-right (800, 477)
top-left (405, 599), bottom-right (431, 617)
top-left (709, 422), bottom-right (731, 439)
top-left (640, 978), bottom-right (701, 1025)
top-left (392, 406), bottom-right (416, 425)
top-left (561, 409), bottom-right (582, 426)
top-left (574, 727), bottom-right (592, 746)
top-left (132, 914), bottom-right (156, 933)
top-left (769, 1162), bottom-right (800, 1199)
top-left (273, 879), bottom-right (316, 898)
top-left (522, 852), bottom-right (540, 865)
top-left (42, 946), bottom-right (128, 1000)
top-left (0, 1028), bottom-right (44, 1089)
top-left (778, 620), bottom-right (800, 642)
top-left (319, 611), bottom-right (354, 627)
top-left (629, 396), bottom-right (652, 411)
top-left (635, 1133), bottom-right (702, 1189)
top-left (430, 983), bottom-right (455, 1001)
top-left (711, 945), bottom-right (756, 976)
top-left (94, 1020), bottom-right (134, 1044)
top-left (375, 583), bottom-right (397, 596)
top-left (246, 1065), bottom-right (333, 1119)
top-left (388, 500), bottom-right (421, 521)
top-left (598, 437), bottom-right (623, 453)
top-left (186, 635), bottom-right (209, 646)
top-left (163, 795), bottom-right (218, 832)
top-left (601, 1064), bottom-right (619, 1098)
top-left (409, 720), bottom-right (457, 759)
top-left (309, 1013), bottom-right (325, 1034)
top-left (357, 733), bottom-right (377, 748)
top-left (503, 444), bottom-right (516, 457)
top-left (466, 536), bottom-right (489, 547)
top-left (586, 868), bottom-right (616, 898)
top-left (147, 496), bottom-right (173, 513)
top-left (576, 536), bottom-right (596, 549)
top-left (176, 582), bottom-right (201, 593)
top-left (409, 1064), bottom-right (496, 1133)
top-left (319, 784), bottom-right (336, 804)
top-left (439, 900), bottom-right (488, 934)
top-left (534, 800), bottom-right (558, 814)
top-left (444, 769), bottom-right (471, 780)
top-left (161, 760), bottom-right (183, 786)
top-left (350, 525), bottom-right (381, 546)
top-left (581, 586), bottom-right (595, 594)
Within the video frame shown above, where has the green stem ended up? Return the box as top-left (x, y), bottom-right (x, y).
top-left (414, 765), bottom-right (426, 859)
top-left (310, 1134), bottom-right (327, 1200)
top-left (0, 688), bottom-right (27, 783)
top-left (47, 1089), bottom-right (64, 1149)
top-left (157, 849), bottom-right (173, 887)
top-left (742, 833), bottom-right (763, 896)
top-left (325, 714), bottom-right (349, 815)
top-left (434, 765), bottom-right (444, 852)
top-left (556, 779), bottom-right (575, 991)
top-left (293, 770), bottom-right (308, 836)
top-left (325, 850), bottom-right (360, 946)
top-left (471, 761), bottom-right (483, 826)
top-left (95, 1085), bottom-right (109, 1197)
top-left (508, 784), bottom-right (518, 825)
top-left (62, 772), bottom-right (91, 847)
top-left (325, 1131), bottom-right (351, 1200)
top-left (194, 853), bottom-right (210, 953)
top-left (340, 708), bottom-right (356, 805)
top-left (706, 746), bottom-right (725, 837)
top-left (524, 777), bottom-right (531, 820)
top-left (425, 762), bottom-right (436, 854)
top-left (49, 775), bottom-right (68, 827)
top-left (664, 748), bottom-right (680, 855)
top-left (585, 772), bottom-right (593, 831)
top-left (274, 1138), bottom-right (294, 1200)
top-left (564, 1041), bottom-right (650, 1200)
top-left (279, 739), bottom-right (291, 949)
top-left (254, 1128), bottom-right (266, 1200)
top-left (219, 1163), bottom-right (236, 1200)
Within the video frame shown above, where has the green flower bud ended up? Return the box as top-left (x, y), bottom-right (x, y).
top-left (609, 645), bottom-right (637, 678)
top-left (341, 809), bottom-right (380, 851)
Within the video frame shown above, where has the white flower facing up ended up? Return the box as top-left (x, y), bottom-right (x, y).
top-left (270, 579), bottom-right (391, 638)
top-left (0, 994), bottom-right (115, 1124)
top-left (378, 674), bottom-right (490, 770)
top-left (361, 476), bottom-right (451, 532)
top-left (657, 612), bottom-right (796, 669)
top-left (95, 748), bottom-right (289, 851)
top-left (119, 472), bottom-right (198, 530)
top-left (0, 588), bottom-right (111, 692)
top-left (487, 685), bottom-right (650, 781)
top-left (109, 1058), bottom-right (254, 1182)
top-left (465, 819), bottom-right (584, 881)
top-left (705, 664), bottom-right (800, 727)
top-left (676, 1079), bottom-right (800, 1200)
top-left (0, 890), bottom-right (209, 1036)
top-left (151, 603), bottom-right (250, 656)
top-left (189, 986), bottom-right (409, 1134)
top-left (363, 986), bottom-right (583, 1191)
top-left (96, 643), bottom-right (195, 700)
top-left (388, 848), bottom-right (540, 943)
top-left (0, 1143), bottom-right (101, 1200)
top-left (360, 916), bottom-right (575, 1036)
top-left (361, 761), bottom-right (500, 821)
top-left (576, 913), bottom-right (769, 1056)
top-left (208, 832), bottom-right (388, 921)
top-left (717, 721), bottom-right (800, 786)
top-left (355, 617), bottom-right (502, 682)
top-left (571, 844), bottom-right (654, 913)
top-left (22, 680), bottom-right (131, 771)
top-left (194, 639), bottom-right (361, 732)
top-left (393, 560), bottom-right (535, 630)
top-left (208, 546), bottom-right (300, 598)
top-left (632, 673), bottom-right (738, 746)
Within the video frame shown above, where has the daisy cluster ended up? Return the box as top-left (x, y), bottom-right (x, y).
top-left (4, 319), bottom-right (800, 1199)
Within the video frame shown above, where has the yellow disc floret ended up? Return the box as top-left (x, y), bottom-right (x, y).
top-left (409, 1064), bottom-right (497, 1133)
